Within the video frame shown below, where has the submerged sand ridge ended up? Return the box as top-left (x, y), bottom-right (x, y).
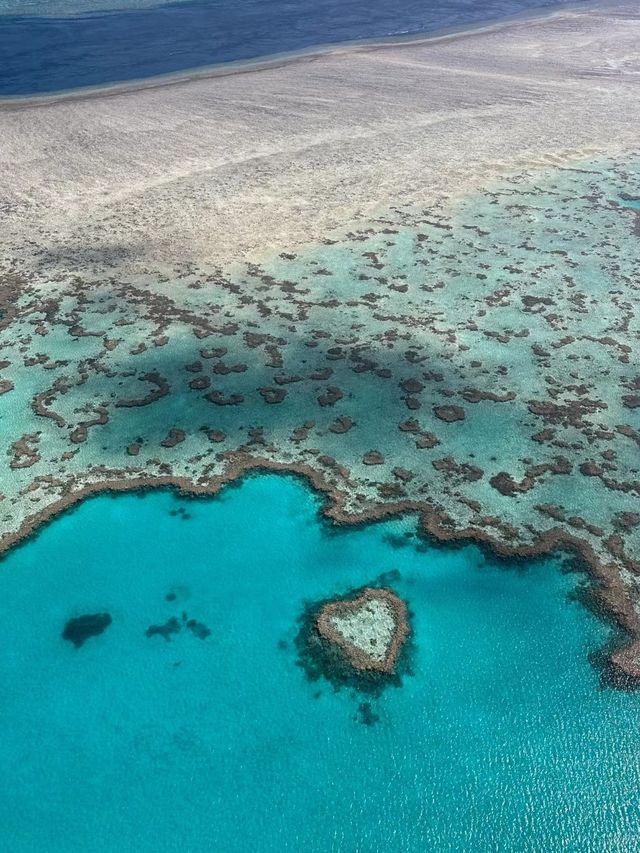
top-left (0, 2), bottom-right (640, 684)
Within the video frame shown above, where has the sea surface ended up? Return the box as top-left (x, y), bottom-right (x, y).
top-left (1, 474), bottom-right (639, 852)
top-left (0, 0), bottom-right (585, 96)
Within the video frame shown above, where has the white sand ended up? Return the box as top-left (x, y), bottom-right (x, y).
top-left (329, 599), bottom-right (396, 663)
top-left (0, 1), bottom-right (639, 277)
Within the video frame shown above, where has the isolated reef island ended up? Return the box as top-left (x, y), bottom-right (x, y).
top-left (297, 584), bottom-right (411, 691)
top-left (0, 1), bottom-right (640, 684)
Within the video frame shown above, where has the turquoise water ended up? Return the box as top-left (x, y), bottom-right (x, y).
top-left (1, 474), bottom-right (639, 851)
top-left (621, 197), bottom-right (640, 210)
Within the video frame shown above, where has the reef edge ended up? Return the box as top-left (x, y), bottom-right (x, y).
top-left (1, 453), bottom-right (639, 687)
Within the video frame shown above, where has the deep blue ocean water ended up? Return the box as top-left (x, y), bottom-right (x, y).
top-left (1, 474), bottom-right (639, 851)
top-left (0, 0), bottom-right (581, 96)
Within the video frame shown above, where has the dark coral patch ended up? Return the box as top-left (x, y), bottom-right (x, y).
top-left (145, 616), bottom-right (181, 641)
top-left (363, 450), bottom-right (384, 465)
top-left (185, 618), bottom-right (211, 639)
top-left (259, 387), bottom-right (287, 404)
top-left (62, 612), bottom-right (112, 648)
top-left (433, 404), bottom-right (465, 422)
top-left (355, 702), bottom-right (380, 726)
top-left (146, 612), bottom-right (211, 641)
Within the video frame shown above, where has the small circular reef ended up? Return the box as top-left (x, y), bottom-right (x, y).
top-left (295, 584), bottom-right (411, 693)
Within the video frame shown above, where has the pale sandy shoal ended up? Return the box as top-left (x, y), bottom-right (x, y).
top-left (0, 1), bottom-right (639, 275)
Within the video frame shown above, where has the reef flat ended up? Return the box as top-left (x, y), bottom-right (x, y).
top-left (0, 2), bottom-right (639, 681)
top-left (317, 587), bottom-right (408, 673)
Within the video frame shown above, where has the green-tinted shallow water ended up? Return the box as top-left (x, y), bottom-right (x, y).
top-left (3, 157), bottom-right (639, 573)
top-left (0, 474), bottom-right (639, 852)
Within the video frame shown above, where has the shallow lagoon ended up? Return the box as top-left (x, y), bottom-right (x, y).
top-left (1, 474), bottom-right (639, 852)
